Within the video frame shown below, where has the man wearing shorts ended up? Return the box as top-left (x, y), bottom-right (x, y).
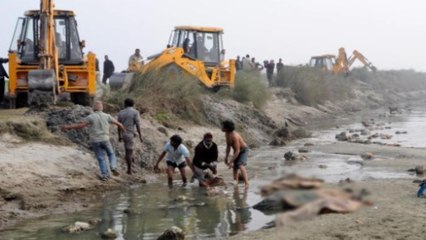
top-left (192, 132), bottom-right (219, 187)
top-left (154, 135), bottom-right (194, 187)
top-left (222, 120), bottom-right (249, 188)
top-left (118, 98), bottom-right (142, 174)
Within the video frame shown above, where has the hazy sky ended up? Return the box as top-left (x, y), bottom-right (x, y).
top-left (2, 0), bottom-right (426, 72)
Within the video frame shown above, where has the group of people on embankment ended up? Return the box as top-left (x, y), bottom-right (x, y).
top-left (235, 54), bottom-right (284, 87)
top-left (61, 99), bottom-right (250, 188)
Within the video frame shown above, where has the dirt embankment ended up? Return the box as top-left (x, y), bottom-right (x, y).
top-left (0, 80), bottom-right (425, 231)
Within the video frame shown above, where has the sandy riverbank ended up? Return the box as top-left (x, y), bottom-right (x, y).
top-left (231, 142), bottom-right (426, 240)
top-left (1, 86), bottom-right (426, 236)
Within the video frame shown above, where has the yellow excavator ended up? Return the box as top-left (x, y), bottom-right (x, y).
top-left (110, 26), bottom-right (235, 91)
top-left (7, 0), bottom-right (96, 108)
top-left (309, 47), bottom-right (377, 74)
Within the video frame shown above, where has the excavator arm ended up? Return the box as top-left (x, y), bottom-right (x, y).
top-left (27, 0), bottom-right (59, 106)
top-left (347, 50), bottom-right (377, 71)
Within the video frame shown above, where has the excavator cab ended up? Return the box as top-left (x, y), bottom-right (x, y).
top-left (309, 55), bottom-right (336, 71)
top-left (11, 12), bottom-right (84, 65)
top-left (8, 3), bottom-right (96, 108)
top-left (168, 27), bottom-right (223, 66)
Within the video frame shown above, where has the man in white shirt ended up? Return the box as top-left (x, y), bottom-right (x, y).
top-left (154, 135), bottom-right (194, 187)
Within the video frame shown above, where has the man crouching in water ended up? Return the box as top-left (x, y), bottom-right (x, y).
top-left (222, 120), bottom-right (249, 188)
top-left (192, 132), bottom-right (219, 188)
top-left (154, 135), bottom-right (194, 188)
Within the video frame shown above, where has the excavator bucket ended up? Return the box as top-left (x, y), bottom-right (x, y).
top-left (109, 72), bottom-right (135, 90)
top-left (28, 69), bottom-right (56, 107)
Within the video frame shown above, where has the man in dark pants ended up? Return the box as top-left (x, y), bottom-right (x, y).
top-left (102, 55), bottom-right (115, 84)
top-left (191, 132), bottom-right (219, 187)
top-left (265, 60), bottom-right (275, 87)
top-left (0, 58), bottom-right (8, 104)
top-left (276, 58), bottom-right (284, 74)
top-left (117, 98), bottom-right (143, 174)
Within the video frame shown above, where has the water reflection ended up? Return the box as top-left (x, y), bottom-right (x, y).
top-left (227, 186), bottom-right (251, 235)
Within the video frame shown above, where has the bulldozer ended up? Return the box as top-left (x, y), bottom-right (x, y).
top-left (309, 47), bottom-right (377, 74)
top-left (109, 26), bottom-right (235, 91)
top-left (7, 0), bottom-right (96, 108)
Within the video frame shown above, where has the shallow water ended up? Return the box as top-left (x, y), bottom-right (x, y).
top-left (2, 107), bottom-right (424, 239)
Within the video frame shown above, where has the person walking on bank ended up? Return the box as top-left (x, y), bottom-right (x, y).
top-left (277, 58), bottom-right (284, 74)
top-left (61, 101), bottom-right (125, 181)
top-left (191, 132), bottom-right (219, 187)
top-left (222, 120), bottom-right (249, 188)
top-left (265, 60), bottom-right (275, 86)
top-left (102, 55), bottom-right (115, 84)
top-left (154, 135), bottom-right (194, 188)
top-left (0, 58), bottom-right (9, 104)
top-left (242, 54), bottom-right (254, 71)
top-left (117, 98), bottom-right (143, 175)
top-left (235, 56), bottom-right (242, 71)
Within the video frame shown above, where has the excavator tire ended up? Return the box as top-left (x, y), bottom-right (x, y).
top-left (70, 92), bottom-right (93, 106)
top-left (9, 92), bottom-right (28, 109)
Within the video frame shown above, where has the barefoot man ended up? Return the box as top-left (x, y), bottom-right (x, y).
top-left (222, 120), bottom-right (249, 187)
top-left (154, 135), bottom-right (194, 188)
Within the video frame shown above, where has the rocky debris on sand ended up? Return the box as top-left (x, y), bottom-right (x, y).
top-left (157, 226), bottom-right (185, 240)
top-left (270, 128), bottom-right (311, 146)
top-left (298, 147), bottom-right (310, 153)
top-left (395, 131), bottom-right (408, 134)
top-left (361, 152), bottom-right (374, 160)
top-left (101, 228), bottom-right (118, 239)
top-left (335, 131), bottom-right (350, 141)
top-left (62, 218), bottom-right (101, 233)
top-left (270, 137), bottom-right (286, 146)
top-left (46, 105), bottom-right (92, 148)
top-left (291, 128), bottom-right (311, 138)
top-left (339, 178), bottom-right (353, 184)
top-left (415, 165), bottom-right (426, 174)
top-left (389, 106), bottom-right (402, 114)
top-left (157, 127), bottom-right (168, 136)
top-left (283, 151), bottom-right (307, 161)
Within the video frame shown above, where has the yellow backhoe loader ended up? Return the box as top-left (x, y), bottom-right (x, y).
top-left (110, 26), bottom-right (235, 91)
top-left (309, 47), bottom-right (376, 74)
top-left (7, 0), bottom-right (96, 108)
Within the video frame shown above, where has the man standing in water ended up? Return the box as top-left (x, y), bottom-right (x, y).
top-left (62, 101), bottom-right (125, 181)
top-left (154, 135), bottom-right (194, 188)
top-left (117, 98), bottom-right (142, 175)
top-left (222, 120), bottom-right (249, 188)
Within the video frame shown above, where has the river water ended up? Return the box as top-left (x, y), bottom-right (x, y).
top-left (2, 107), bottom-right (426, 240)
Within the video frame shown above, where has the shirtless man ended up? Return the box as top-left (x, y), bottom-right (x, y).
top-left (222, 120), bottom-right (249, 187)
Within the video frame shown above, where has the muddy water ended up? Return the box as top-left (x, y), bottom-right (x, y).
top-left (2, 107), bottom-right (424, 239)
